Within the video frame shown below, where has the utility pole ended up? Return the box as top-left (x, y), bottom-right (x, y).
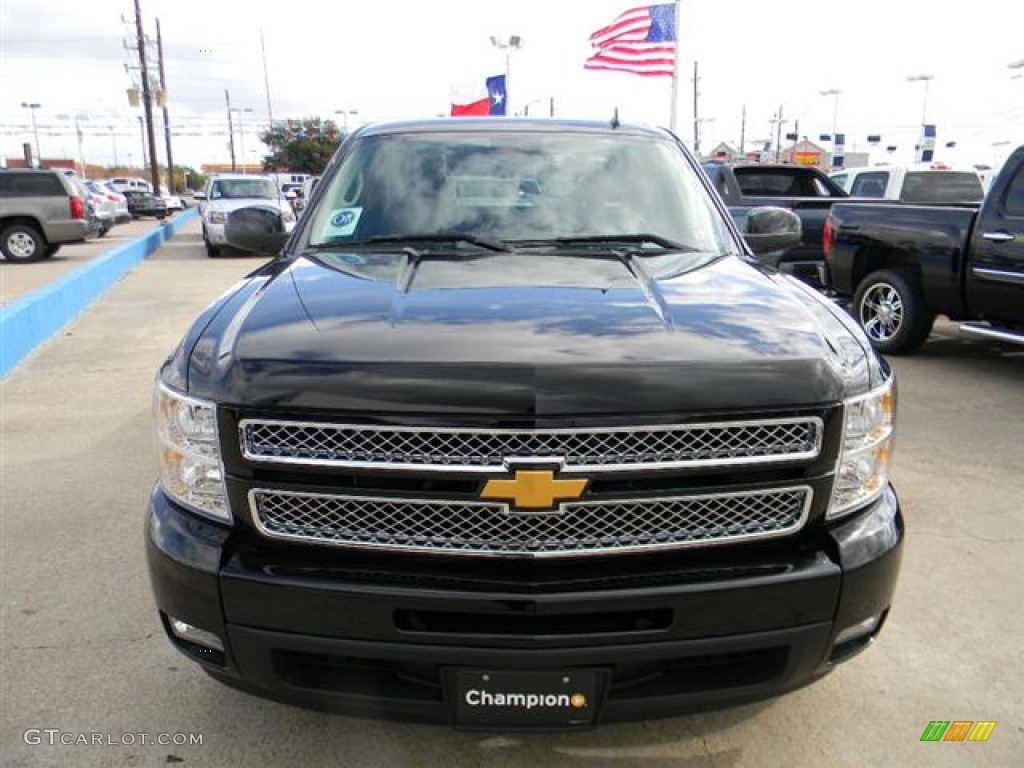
top-left (692, 61), bottom-right (700, 154)
top-left (549, 96), bottom-right (555, 117)
top-left (260, 30), bottom-right (274, 127)
top-left (768, 106), bottom-right (787, 163)
top-left (133, 0), bottom-right (161, 194)
top-left (225, 90), bottom-right (237, 172)
top-left (739, 104), bottom-right (746, 155)
top-left (156, 18), bottom-right (175, 192)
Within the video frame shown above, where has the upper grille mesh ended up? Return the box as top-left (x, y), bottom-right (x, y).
top-left (240, 418), bottom-right (822, 471)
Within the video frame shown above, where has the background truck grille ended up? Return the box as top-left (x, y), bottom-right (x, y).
top-left (249, 487), bottom-right (811, 558)
top-left (240, 418), bottom-right (823, 472)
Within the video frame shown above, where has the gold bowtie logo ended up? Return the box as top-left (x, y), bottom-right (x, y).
top-left (481, 469), bottom-right (588, 510)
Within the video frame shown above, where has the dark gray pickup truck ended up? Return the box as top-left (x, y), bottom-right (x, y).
top-left (703, 163), bottom-right (853, 286)
top-left (824, 146), bottom-right (1024, 354)
top-left (0, 169), bottom-right (91, 262)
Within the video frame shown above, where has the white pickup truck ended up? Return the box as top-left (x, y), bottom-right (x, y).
top-left (830, 165), bottom-right (984, 204)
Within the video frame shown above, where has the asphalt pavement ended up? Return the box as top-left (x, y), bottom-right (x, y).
top-left (1, 219), bottom-right (1022, 767)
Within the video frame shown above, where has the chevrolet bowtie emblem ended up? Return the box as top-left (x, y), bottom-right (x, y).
top-left (481, 470), bottom-right (588, 510)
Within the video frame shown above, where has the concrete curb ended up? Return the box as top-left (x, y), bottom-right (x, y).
top-left (1, 208), bottom-right (198, 377)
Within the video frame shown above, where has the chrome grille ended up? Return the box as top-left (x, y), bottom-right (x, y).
top-left (240, 418), bottom-right (823, 472)
top-left (249, 487), bottom-right (811, 558)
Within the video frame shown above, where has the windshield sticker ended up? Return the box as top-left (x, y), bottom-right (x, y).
top-left (322, 207), bottom-right (363, 238)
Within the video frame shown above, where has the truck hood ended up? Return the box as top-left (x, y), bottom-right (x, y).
top-left (187, 251), bottom-right (857, 416)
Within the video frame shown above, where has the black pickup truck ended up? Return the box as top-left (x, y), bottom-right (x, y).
top-left (703, 163), bottom-right (852, 285)
top-left (147, 119), bottom-right (902, 728)
top-left (825, 146), bottom-right (1024, 354)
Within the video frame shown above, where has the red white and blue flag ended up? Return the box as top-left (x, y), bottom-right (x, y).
top-left (450, 75), bottom-right (507, 116)
top-left (585, 4), bottom-right (677, 77)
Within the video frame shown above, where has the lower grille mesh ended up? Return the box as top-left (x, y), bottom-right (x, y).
top-left (250, 487), bottom-right (810, 558)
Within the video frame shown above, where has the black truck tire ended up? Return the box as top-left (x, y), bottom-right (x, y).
top-left (1, 223), bottom-right (47, 263)
top-left (853, 269), bottom-right (935, 354)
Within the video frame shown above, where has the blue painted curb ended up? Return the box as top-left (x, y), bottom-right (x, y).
top-left (1, 208), bottom-right (198, 377)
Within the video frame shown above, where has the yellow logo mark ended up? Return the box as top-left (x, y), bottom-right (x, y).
top-left (481, 470), bottom-right (588, 510)
top-left (570, 693), bottom-right (588, 709)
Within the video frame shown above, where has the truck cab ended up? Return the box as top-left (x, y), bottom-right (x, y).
top-left (830, 165), bottom-right (984, 204)
top-left (825, 147), bottom-right (1024, 353)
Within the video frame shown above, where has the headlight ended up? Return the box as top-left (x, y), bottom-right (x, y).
top-left (208, 211), bottom-right (226, 224)
top-left (154, 381), bottom-right (230, 523)
top-left (829, 377), bottom-right (896, 520)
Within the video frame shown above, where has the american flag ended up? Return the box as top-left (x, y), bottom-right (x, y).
top-left (585, 4), bottom-right (677, 77)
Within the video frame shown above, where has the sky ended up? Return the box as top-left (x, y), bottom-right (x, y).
top-left (1, 0), bottom-right (1022, 173)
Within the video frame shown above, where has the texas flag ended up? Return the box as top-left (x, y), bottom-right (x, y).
top-left (450, 74), bottom-right (507, 116)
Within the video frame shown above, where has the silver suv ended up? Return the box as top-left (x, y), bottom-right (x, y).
top-left (0, 170), bottom-right (91, 262)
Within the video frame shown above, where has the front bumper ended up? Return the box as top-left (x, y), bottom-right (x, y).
top-left (205, 214), bottom-right (295, 246)
top-left (146, 485), bottom-right (903, 725)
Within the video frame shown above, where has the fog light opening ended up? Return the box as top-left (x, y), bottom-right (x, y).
top-left (169, 617), bottom-right (224, 651)
top-left (830, 611), bottom-right (886, 662)
top-left (165, 614), bottom-right (226, 665)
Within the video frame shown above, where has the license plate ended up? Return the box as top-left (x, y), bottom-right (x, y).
top-left (451, 669), bottom-right (601, 729)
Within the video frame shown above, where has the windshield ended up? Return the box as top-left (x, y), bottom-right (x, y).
top-left (210, 178), bottom-right (278, 200)
top-left (900, 172), bottom-right (984, 203)
top-left (306, 132), bottom-right (732, 254)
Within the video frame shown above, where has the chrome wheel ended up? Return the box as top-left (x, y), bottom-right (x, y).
top-left (7, 231), bottom-right (38, 260)
top-left (859, 283), bottom-right (904, 343)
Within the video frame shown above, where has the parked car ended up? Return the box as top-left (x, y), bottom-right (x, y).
top-left (147, 119), bottom-right (902, 727)
top-left (162, 194), bottom-right (186, 212)
top-left (282, 182), bottom-right (305, 213)
top-left (702, 163), bottom-right (853, 285)
top-left (0, 169), bottom-right (91, 261)
top-left (95, 181), bottom-right (132, 224)
top-left (294, 175), bottom-right (321, 216)
top-left (300, 175), bottom-right (320, 203)
top-left (84, 180), bottom-right (118, 236)
top-left (824, 145), bottom-right (1024, 353)
top-left (200, 174), bottom-right (296, 257)
top-left (124, 189), bottom-right (168, 220)
top-left (109, 176), bottom-right (153, 195)
top-left (830, 165), bottom-right (984, 204)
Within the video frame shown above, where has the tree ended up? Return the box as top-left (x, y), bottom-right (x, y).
top-left (259, 118), bottom-right (344, 174)
top-left (173, 165), bottom-right (207, 193)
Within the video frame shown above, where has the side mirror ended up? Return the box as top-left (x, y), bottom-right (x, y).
top-left (224, 205), bottom-right (289, 256)
top-left (738, 206), bottom-right (802, 257)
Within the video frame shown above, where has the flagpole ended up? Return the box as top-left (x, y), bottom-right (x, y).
top-left (669, 0), bottom-right (681, 132)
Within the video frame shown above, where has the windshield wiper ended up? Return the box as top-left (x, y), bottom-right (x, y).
top-left (310, 232), bottom-right (515, 252)
top-left (543, 234), bottom-right (694, 251)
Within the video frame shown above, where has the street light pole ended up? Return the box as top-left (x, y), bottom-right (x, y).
top-left (229, 107), bottom-right (254, 172)
top-left (820, 88), bottom-right (841, 168)
top-left (906, 74), bottom-right (934, 126)
top-left (108, 126), bottom-right (119, 167)
top-left (20, 102), bottom-right (42, 165)
top-left (74, 115), bottom-right (88, 176)
top-left (334, 109), bottom-right (359, 133)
